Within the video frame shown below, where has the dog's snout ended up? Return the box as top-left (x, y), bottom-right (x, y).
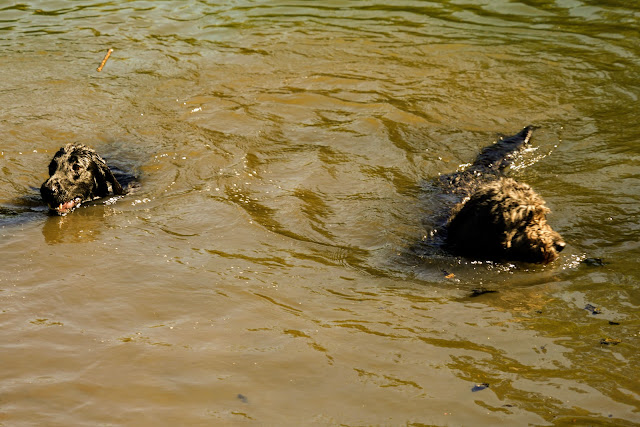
top-left (40, 178), bottom-right (61, 201)
top-left (42, 179), bottom-right (59, 193)
top-left (554, 239), bottom-right (566, 253)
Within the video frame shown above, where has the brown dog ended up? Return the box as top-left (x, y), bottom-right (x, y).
top-left (446, 177), bottom-right (565, 263)
top-left (442, 127), bottom-right (565, 264)
top-left (40, 144), bottom-right (123, 215)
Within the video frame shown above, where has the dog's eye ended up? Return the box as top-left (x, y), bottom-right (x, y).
top-left (72, 164), bottom-right (82, 172)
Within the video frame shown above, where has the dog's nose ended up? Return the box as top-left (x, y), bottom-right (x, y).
top-left (40, 180), bottom-right (60, 198)
top-left (554, 240), bottom-right (566, 253)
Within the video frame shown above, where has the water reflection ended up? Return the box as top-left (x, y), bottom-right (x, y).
top-left (41, 206), bottom-right (111, 244)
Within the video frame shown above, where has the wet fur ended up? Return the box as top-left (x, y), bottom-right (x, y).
top-left (40, 144), bottom-right (123, 214)
top-left (442, 126), bottom-right (565, 264)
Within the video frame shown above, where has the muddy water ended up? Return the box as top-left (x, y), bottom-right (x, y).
top-left (1, 1), bottom-right (639, 425)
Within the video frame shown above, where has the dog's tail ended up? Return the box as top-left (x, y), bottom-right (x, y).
top-left (469, 125), bottom-right (535, 173)
top-left (501, 125), bottom-right (534, 145)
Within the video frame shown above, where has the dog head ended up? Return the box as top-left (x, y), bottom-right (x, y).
top-left (446, 178), bottom-right (565, 264)
top-left (40, 144), bottom-right (123, 214)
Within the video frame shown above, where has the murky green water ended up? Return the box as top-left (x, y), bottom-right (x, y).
top-left (1, 1), bottom-right (639, 425)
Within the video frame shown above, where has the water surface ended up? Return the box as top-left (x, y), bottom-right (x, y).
top-left (1, 1), bottom-right (639, 425)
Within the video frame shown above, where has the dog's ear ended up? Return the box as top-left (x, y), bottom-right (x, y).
top-left (525, 209), bottom-right (535, 224)
top-left (90, 152), bottom-right (124, 196)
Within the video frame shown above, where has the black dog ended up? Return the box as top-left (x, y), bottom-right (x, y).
top-left (435, 126), bottom-right (565, 264)
top-left (40, 144), bottom-right (124, 215)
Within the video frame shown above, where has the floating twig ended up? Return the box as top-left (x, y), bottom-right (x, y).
top-left (97, 48), bottom-right (113, 72)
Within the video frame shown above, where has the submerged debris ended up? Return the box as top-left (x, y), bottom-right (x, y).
top-left (600, 338), bottom-right (621, 346)
top-left (471, 383), bottom-right (490, 392)
top-left (584, 304), bottom-right (602, 315)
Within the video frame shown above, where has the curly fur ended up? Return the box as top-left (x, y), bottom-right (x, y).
top-left (442, 127), bottom-right (565, 264)
top-left (40, 144), bottom-right (123, 215)
top-left (446, 178), bottom-right (564, 263)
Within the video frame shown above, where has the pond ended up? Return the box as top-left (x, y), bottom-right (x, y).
top-left (1, 1), bottom-right (638, 425)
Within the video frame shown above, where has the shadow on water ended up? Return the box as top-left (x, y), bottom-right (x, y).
top-left (0, 192), bottom-right (47, 228)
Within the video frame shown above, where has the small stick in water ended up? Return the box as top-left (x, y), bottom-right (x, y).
top-left (96, 48), bottom-right (113, 72)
